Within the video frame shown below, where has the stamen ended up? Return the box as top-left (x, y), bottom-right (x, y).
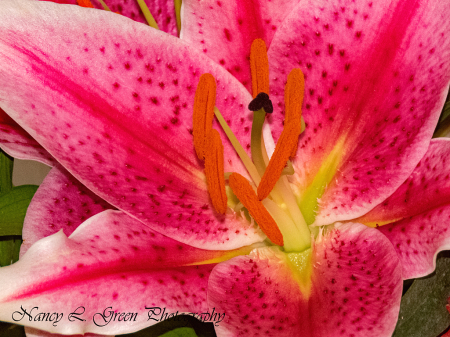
top-left (285, 68), bottom-right (305, 157)
top-left (257, 69), bottom-right (304, 200)
top-left (261, 198), bottom-right (309, 252)
top-left (250, 39), bottom-right (269, 98)
top-left (205, 130), bottom-right (227, 214)
top-left (136, 0), bottom-right (160, 29)
top-left (193, 74), bottom-right (216, 160)
top-left (77, 0), bottom-right (94, 8)
top-left (281, 161), bottom-right (295, 175)
top-left (97, 0), bottom-right (111, 11)
top-left (257, 121), bottom-right (300, 200)
top-left (229, 173), bottom-right (284, 246)
top-left (174, 0), bottom-right (182, 36)
top-left (214, 107), bottom-right (261, 185)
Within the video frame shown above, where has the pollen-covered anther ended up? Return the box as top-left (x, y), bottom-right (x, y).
top-left (284, 68), bottom-right (305, 157)
top-left (229, 173), bottom-right (284, 246)
top-left (77, 0), bottom-right (95, 8)
top-left (193, 73), bottom-right (216, 160)
top-left (205, 129), bottom-right (227, 214)
top-left (257, 69), bottom-right (305, 200)
top-left (250, 39), bottom-right (270, 98)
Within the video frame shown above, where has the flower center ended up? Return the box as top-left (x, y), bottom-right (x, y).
top-left (193, 39), bottom-right (312, 253)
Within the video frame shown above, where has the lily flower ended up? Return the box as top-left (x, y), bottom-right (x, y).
top-left (0, 0), bottom-right (449, 336)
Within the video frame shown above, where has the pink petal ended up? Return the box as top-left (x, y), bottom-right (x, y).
top-left (366, 139), bottom-right (450, 279)
top-left (267, 0), bottom-right (450, 225)
top-left (25, 327), bottom-right (110, 337)
top-left (99, 0), bottom-right (177, 35)
top-left (208, 222), bottom-right (402, 336)
top-left (0, 210), bottom-right (248, 335)
top-left (20, 164), bottom-right (113, 257)
top-left (39, 0), bottom-right (78, 4)
top-left (39, 0), bottom-right (178, 35)
top-left (181, 0), bottom-right (301, 92)
top-left (379, 207), bottom-right (450, 280)
top-left (0, 0), bottom-right (264, 250)
top-left (0, 107), bottom-right (55, 165)
top-left (357, 139), bottom-right (450, 226)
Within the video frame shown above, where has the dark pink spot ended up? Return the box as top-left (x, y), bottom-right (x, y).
top-left (328, 44), bottom-right (334, 55)
top-left (224, 28), bottom-right (232, 41)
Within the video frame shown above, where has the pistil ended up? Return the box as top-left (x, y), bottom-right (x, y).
top-left (261, 198), bottom-right (309, 251)
top-left (251, 107), bottom-right (269, 177)
top-left (249, 40), bottom-right (272, 178)
top-left (257, 69), bottom-right (304, 201)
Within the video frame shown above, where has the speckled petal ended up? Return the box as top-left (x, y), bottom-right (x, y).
top-left (267, 0), bottom-right (450, 225)
top-left (356, 139), bottom-right (450, 227)
top-left (208, 247), bottom-right (310, 336)
top-left (0, 107), bottom-right (55, 165)
top-left (38, 0), bottom-right (177, 34)
top-left (181, 0), bottom-right (300, 92)
top-left (20, 164), bottom-right (113, 256)
top-left (0, 0), bottom-right (264, 250)
top-left (99, 0), bottom-right (177, 34)
top-left (360, 139), bottom-right (450, 279)
top-left (208, 222), bottom-right (402, 337)
top-left (0, 210), bottom-right (248, 335)
top-left (379, 207), bottom-right (450, 280)
top-left (309, 222), bottom-right (402, 336)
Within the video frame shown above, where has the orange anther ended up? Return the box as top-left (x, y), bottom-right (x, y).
top-left (229, 173), bottom-right (284, 246)
top-left (77, 0), bottom-right (95, 8)
top-left (193, 73), bottom-right (216, 160)
top-left (205, 130), bottom-right (227, 214)
top-left (284, 69), bottom-right (305, 157)
top-left (257, 69), bottom-right (304, 200)
top-left (285, 68), bottom-right (305, 124)
top-left (250, 39), bottom-right (270, 98)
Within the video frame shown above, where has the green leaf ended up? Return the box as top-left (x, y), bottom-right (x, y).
top-left (0, 185), bottom-right (38, 236)
top-left (439, 99), bottom-right (450, 124)
top-left (160, 327), bottom-right (198, 337)
top-left (393, 251), bottom-right (450, 337)
top-left (0, 150), bottom-right (13, 195)
top-left (0, 236), bottom-right (22, 267)
top-left (119, 315), bottom-right (216, 337)
top-left (439, 90), bottom-right (450, 123)
top-left (0, 322), bottom-right (26, 337)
